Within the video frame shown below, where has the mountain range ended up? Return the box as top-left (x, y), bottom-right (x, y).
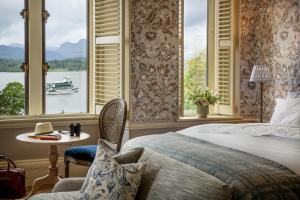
top-left (0, 39), bottom-right (87, 60)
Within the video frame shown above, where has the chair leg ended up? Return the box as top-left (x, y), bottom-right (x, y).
top-left (64, 157), bottom-right (70, 178)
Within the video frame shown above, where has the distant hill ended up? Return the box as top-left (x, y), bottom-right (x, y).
top-left (0, 45), bottom-right (23, 59)
top-left (0, 39), bottom-right (87, 60)
top-left (56, 39), bottom-right (87, 58)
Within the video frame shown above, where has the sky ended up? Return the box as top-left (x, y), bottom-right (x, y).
top-left (0, 0), bottom-right (87, 48)
top-left (0, 0), bottom-right (207, 56)
top-left (184, 0), bottom-right (207, 61)
top-left (0, 0), bottom-right (24, 45)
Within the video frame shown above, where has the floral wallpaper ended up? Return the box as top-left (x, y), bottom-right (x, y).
top-left (130, 0), bottom-right (179, 123)
top-left (240, 0), bottom-right (300, 121)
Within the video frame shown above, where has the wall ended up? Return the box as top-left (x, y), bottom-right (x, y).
top-left (130, 0), bottom-right (179, 123)
top-left (129, 0), bottom-right (299, 123)
top-left (240, 0), bottom-right (300, 121)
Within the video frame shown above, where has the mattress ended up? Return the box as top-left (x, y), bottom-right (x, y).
top-left (123, 128), bottom-right (300, 199)
top-left (178, 123), bottom-right (300, 175)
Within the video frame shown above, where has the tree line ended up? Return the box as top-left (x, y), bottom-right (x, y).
top-left (0, 58), bottom-right (87, 72)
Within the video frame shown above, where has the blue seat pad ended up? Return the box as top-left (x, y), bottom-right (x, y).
top-left (64, 145), bottom-right (97, 162)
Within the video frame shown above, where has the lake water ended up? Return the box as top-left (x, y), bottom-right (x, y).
top-left (0, 71), bottom-right (87, 114)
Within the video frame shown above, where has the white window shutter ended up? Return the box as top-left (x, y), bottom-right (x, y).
top-left (94, 0), bottom-right (122, 107)
top-left (215, 0), bottom-right (234, 115)
top-left (178, 0), bottom-right (184, 117)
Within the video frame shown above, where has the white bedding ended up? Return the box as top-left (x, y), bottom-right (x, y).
top-left (178, 123), bottom-right (300, 175)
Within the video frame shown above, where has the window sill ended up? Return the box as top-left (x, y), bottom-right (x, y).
top-left (0, 113), bottom-right (99, 129)
top-left (178, 114), bottom-right (242, 121)
top-left (129, 115), bottom-right (259, 130)
top-left (177, 115), bottom-right (259, 125)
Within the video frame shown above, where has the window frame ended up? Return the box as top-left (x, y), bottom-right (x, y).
top-left (42, 0), bottom-right (90, 115)
top-left (0, 0), bottom-right (125, 119)
top-left (0, 0), bottom-right (29, 115)
top-left (179, 0), bottom-right (211, 117)
top-left (179, 0), bottom-right (240, 118)
top-left (26, 0), bottom-right (91, 116)
top-left (24, 0), bottom-right (29, 115)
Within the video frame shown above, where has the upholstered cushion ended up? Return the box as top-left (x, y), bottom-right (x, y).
top-left (80, 149), bottom-right (145, 200)
top-left (53, 178), bottom-right (85, 193)
top-left (64, 145), bottom-right (98, 163)
top-left (113, 147), bottom-right (144, 164)
top-left (28, 191), bottom-right (81, 200)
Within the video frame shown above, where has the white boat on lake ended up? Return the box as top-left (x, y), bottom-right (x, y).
top-left (46, 77), bottom-right (79, 95)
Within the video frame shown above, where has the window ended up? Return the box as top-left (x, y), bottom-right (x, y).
top-left (0, 0), bottom-right (125, 118)
top-left (45, 0), bottom-right (88, 114)
top-left (0, 0), bottom-right (26, 116)
top-left (180, 0), bottom-right (208, 116)
top-left (0, 0), bottom-right (90, 117)
top-left (93, 0), bottom-right (123, 111)
top-left (179, 0), bottom-right (238, 117)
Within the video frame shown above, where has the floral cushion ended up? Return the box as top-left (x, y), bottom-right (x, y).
top-left (81, 140), bottom-right (144, 193)
top-left (80, 150), bottom-right (145, 200)
top-left (80, 140), bottom-right (117, 192)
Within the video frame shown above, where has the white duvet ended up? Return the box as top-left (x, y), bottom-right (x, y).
top-left (178, 123), bottom-right (300, 175)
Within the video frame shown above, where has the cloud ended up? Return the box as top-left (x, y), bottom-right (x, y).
top-left (0, 21), bottom-right (24, 45)
top-left (46, 0), bottom-right (87, 47)
top-left (184, 22), bottom-right (207, 61)
top-left (184, 0), bottom-right (207, 27)
top-left (0, 0), bottom-right (24, 45)
top-left (184, 0), bottom-right (207, 61)
top-left (0, 0), bottom-right (87, 47)
top-left (0, 0), bottom-right (207, 53)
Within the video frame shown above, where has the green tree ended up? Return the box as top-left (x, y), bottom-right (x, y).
top-left (184, 51), bottom-right (207, 111)
top-left (0, 82), bottom-right (24, 115)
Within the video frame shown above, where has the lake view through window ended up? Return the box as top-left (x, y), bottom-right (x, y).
top-left (45, 0), bottom-right (87, 114)
top-left (0, 0), bottom-right (25, 116)
top-left (184, 0), bottom-right (208, 115)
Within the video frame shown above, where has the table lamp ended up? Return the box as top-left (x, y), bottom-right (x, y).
top-left (249, 65), bottom-right (271, 122)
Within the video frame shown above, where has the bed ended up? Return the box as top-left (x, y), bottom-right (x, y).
top-left (122, 123), bottom-right (300, 200)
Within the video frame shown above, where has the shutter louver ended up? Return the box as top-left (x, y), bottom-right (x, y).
top-left (94, 0), bottom-right (121, 106)
top-left (218, 47), bottom-right (231, 105)
top-left (216, 0), bottom-right (233, 114)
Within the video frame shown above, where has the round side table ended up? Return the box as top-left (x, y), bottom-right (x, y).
top-left (16, 132), bottom-right (89, 199)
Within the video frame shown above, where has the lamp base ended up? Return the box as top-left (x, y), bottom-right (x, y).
top-left (260, 82), bottom-right (263, 123)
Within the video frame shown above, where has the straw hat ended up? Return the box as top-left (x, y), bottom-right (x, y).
top-left (34, 122), bottom-right (54, 135)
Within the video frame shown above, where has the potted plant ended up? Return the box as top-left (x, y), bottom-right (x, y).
top-left (188, 88), bottom-right (220, 118)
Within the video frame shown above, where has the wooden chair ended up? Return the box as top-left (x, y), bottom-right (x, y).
top-left (64, 99), bottom-right (127, 177)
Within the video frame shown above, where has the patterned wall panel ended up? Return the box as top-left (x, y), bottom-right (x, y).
top-left (129, 0), bottom-right (299, 123)
top-left (240, 0), bottom-right (300, 121)
top-left (130, 0), bottom-right (179, 123)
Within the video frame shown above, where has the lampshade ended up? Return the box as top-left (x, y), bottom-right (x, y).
top-left (249, 65), bottom-right (271, 82)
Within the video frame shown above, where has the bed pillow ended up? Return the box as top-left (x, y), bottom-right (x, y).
top-left (270, 97), bottom-right (300, 126)
top-left (80, 150), bottom-right (145, 200)
top-left (287, 91), bottom-right (300, 98)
